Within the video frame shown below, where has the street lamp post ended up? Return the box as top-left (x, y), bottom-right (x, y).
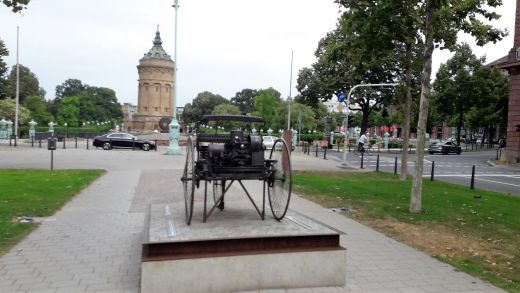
top-left (342, 83), bottom-right (398, 165)
top-left (166, 0), bottom-right (182, 155)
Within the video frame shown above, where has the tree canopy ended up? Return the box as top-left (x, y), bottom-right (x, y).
top-left (24, 95), bottom-right (53, 125)
top-left (1, 0), bottom-right (29, 13)
top-left (433, 43), bottom-right (486, 144)
top-left (5, 64), bottom-right (45, 104)
top-left (0, 38), bottom-right (9, 99)
top-left (230, 88), bottom-right (258, 115)
top-left (0, 98), bottom-right (29, 123)
top-left (182, 91), bottom-right (229, 123)
top-left (55, 78), bottom-right (88, 100)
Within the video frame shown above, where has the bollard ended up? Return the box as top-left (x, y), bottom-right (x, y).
top-left (394, 156), bottom-right (398, 175)
top-left (360, 152), bottom-right (364, 169)
top-left (75, 137), bottom-right (78, 148)
top-left (496, 149), bottom-right (499, 160)
top-left (14, 136), bottom-right (17, 147)
top-left (470, 165), bottom-right (475, 189)
top-left (337, 143), bottom-right (340, 152)
top-left (87, 137), bottom-right (89, 150)
top-left (376, 154), bottom-right (380, 172)
top-left (348, 144), bottom-right (351, 153)
top-left (9, 135), bottom-right (12, 146)
top-left (323, 147), bottom-right (327, 159)
top-left (431, 161), bottom-right (435, 181)
top-left (31, 137), bottom-right (34, 147)
top-left (39, 138), bottom-right (42, 148)
top-left (132, 138), bottom-right (135, 150)
top-left (499, 148), bottom-right (502, 158)
top-left (315, 146), bottom-right (318, 157)
top-left (155, 139), bottom-right (158, 151)
top-left (63, 137), bottom-right (66, 149)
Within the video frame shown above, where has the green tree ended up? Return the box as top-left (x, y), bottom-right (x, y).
top-left (24, 95), bottom-right (53, 124)
top-left (212, 103), bottom-right (241, 116)
top-left (76, 87), bottom-right (123, 124)
top-left (182, 91), bottom-right (229, 123)
top-left (230, 88), bottom-right (258, 114)
top-left (410, 0), bottom-right (506, 213)
top-left (50, 78), bottom-right (89, 116)
top-left (55, 78), bottom-right (88, 100)
top-left (332, 0), bottom-right (425, 180)
top-left (0, 98), bottom-right (30, 123)
top-left (270, 101), bottom-right (317, 134)
top-left (6, 64), bottom-right (45, 105)
top-left (251, 90), bottom-right (281, 128)
top-left (56, 96), bottom-right (80, 127)
top-left (1, 0), bottom-right (30, 12)
top-left (464, 66), bottom-right (509, 146)
top-left (297, 2), bottom-right (404, 135)
top-left (432, 43), bottom-right (484, 145)
top-left (0, 38), bottom-right (9, 99)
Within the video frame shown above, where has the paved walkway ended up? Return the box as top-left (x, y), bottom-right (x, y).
top-left (0, 146), bottom-right (503, 292)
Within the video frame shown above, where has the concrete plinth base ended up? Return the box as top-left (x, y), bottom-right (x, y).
top-left (141, 203), bottom-right (346, 293)
top-left (142, 249), bottom-right (345, 293)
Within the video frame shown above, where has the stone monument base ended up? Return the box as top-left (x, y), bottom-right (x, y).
top-left (141, 203), bottom-right (346, 293)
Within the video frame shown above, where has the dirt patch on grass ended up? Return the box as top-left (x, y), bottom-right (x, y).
top-left (358, 218), bottom-right (517, 286)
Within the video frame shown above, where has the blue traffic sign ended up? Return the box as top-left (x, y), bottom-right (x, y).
top-left (338, 91), bottom-right (345, 103)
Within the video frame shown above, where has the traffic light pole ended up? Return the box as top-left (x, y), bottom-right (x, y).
top-left (342, 83), bottom-right (399, 165)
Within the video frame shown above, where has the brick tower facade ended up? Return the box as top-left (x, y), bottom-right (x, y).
top-left (499, 0), bottom-right (520, 163)
top-left (126, 28), bottom-right (175, 132)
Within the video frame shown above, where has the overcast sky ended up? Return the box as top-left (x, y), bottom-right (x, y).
top-left (0, 0), bottom-right (515, 107)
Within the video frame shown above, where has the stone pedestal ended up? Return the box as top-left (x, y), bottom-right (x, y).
top-left (141, 203), bottom-right (346, 293)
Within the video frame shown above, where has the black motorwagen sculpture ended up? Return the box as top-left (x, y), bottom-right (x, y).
top-left (181, 115), bottom-right (292, 225)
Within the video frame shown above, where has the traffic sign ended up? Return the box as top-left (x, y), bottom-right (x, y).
top-left (338, 91), bottom-right (345, 103)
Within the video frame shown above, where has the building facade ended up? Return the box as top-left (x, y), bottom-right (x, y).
top-left (126, 28), bottom-right (175, 132)
top-left (498, 1), bottom-right (520, 163)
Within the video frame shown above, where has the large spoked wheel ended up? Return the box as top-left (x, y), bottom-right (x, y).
top-left (183, 137), bottom-right (195, 225)
top-left (268, 138), bottom-right (292, 220)
top-left (212, 180), bottom-right (225, 210)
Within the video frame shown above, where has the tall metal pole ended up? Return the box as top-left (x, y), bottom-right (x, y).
top-left (287, 51), bottom-right (294, 130)
top-left (166, 0), bottom-right (182, 155)
top-left (14, 26), bottom-right (20, 139)
top-left (342, 83), bottom-right (398, 164)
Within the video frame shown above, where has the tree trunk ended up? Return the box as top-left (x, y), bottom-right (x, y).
top-left (457, 109), bottom-right (463, 145)
top-left (400, 44), bottom-right (413, 181)
top-left (410, 0), bottom-right (436, 214)
top-left (361, 105), bottom-right (370, 135)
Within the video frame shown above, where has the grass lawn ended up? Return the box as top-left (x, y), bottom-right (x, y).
top-left (0, 169), bottom-right (105, 254)
top-left (293, 171), bottom-right (520, 292)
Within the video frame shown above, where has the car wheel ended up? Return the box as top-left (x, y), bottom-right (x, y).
top-left (456, 149), bottom-right (461, 155)
top-left (102, 142), bottom-right (111, 150)
top-left (429, 151), bottom-right (434, 154)
top-left (142, 143), bottom-right (150, 151)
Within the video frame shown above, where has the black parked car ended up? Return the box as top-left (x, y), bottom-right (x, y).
top-left (428, 141), bottom-right (461, 155)
top-left (93, 132), bottom-right (156, 151)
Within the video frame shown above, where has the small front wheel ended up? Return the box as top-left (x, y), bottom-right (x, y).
top-left (103, 142), bottom-right (112, 150)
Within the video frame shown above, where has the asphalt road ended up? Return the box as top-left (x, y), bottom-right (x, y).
top-left (320, 147), bottom-right (520, 196)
